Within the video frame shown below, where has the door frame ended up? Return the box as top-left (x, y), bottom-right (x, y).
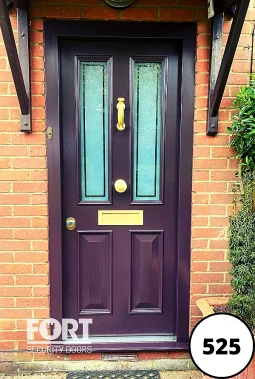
top-left (45, 20), bottom-right (196, 352)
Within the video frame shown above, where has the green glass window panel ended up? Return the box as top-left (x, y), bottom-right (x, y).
top-left (80, 62), bottom-right (109, 202)
top-left (133, 62), bottom-right (162, 202)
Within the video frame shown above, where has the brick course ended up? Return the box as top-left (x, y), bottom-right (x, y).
top-left (0, 0), bottom-right (254, 364)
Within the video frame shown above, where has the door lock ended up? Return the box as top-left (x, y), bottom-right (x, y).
top-left (66, 217), bottom-right (76, 231)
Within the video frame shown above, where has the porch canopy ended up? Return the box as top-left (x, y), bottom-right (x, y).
top-left (0, 0), bottom-right (250, 134)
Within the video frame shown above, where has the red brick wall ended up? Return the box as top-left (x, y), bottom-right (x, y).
top-left (0, 0), bottom-right (254, 362)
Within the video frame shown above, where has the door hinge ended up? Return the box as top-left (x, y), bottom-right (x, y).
top-left (47, 126), bottom-right (53, 140)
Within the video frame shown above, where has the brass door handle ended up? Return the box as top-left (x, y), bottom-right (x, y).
top-left (66, 217), bottom-right (76, 230)
top-left (116, 98), bottom-right (125, 131)
top-left (114, 179), bottom-right (127, 193)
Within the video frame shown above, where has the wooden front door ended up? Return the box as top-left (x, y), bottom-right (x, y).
top-left (46, 21), bottom-right (195, 350)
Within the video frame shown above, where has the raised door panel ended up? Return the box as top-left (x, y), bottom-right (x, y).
top-left (78, 231), bottom-right (112, 315)
top-left (130, 231), bottom-right (163, 314)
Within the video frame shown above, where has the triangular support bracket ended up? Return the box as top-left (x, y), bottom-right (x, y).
top-left (0, 0), bottom-right (31, 132)
top-left (207, 0), bottom-right (250, 136)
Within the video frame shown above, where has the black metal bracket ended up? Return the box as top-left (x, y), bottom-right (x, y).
top-left (207, 13), bottom-right (224, 135)
top-left (18, 5), bottom-right (31, 132)
top-left (0, 0), bottom-right (31, 132)
top-left (207, 0), bottom-right (250, 135)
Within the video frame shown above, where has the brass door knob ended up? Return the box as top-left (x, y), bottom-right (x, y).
top-left (114, 179), bottom-right (127, 193)
top-left (66, 217), bottom-right (76, 230)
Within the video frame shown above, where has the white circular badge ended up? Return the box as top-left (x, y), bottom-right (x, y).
top-left (189, 313), bottom-right (254, 378)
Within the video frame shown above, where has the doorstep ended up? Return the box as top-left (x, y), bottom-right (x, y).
top-left (1, 373), bottom-right (202, 379)
top-left (0, 358), bottom-right (198, 375)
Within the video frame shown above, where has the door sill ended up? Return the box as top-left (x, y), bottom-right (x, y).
top-left (50, 334), bottom-right (190, 352)
top-left (63, 334), bottom-right (176, 344)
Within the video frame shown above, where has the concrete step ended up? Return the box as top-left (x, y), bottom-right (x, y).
top-left (1, 373), bottom-right (203, 379)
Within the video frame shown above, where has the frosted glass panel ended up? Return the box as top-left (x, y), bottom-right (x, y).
top-left (133, 62), bottom-right (162, 202)
top-left (80, 62), bottom-right (109, 202)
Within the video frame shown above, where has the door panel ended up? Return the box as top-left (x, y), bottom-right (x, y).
top-left (78, 231), bottom-right (112, 315)
top-left (61, 38), bottom-right (181, 338)
top-left (130, 231), bottom-right (163, 314)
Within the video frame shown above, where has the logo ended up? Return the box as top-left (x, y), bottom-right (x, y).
top-left (27, 318), bottom-right (93, 345)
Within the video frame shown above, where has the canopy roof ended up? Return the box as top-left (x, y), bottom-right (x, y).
top-left (0, 0), bottom-right (250, 135)
top-left (6, 0), bottom-right (236, 14)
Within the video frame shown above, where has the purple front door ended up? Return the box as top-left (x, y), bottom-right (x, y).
top-left (59, 29), bottom-right (191, 344)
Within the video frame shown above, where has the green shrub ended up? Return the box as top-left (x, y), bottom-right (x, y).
top-left (228, 76), bottom-right (255, 171)
top-left (228, 171), bottom-right (255, 329)
top-left (227, 76), bottom-right (255, 329)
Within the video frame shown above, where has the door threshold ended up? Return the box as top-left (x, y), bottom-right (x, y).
top-left (63, 334), bottom-right (176, 344)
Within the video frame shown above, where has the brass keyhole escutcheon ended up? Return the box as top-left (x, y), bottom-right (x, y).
top-left (66, 217), bottom-right (76, 231)
top-left (114, 179), bottom-right (128, 193)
